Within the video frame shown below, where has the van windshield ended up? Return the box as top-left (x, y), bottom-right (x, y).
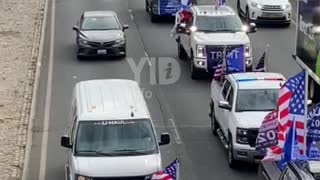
top-left (74, 119), bottom-right (158, 156)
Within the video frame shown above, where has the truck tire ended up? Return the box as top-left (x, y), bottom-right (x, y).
top-left (178, 41), bottom-right (187, 60)
top-left (237, 0), bottom-right (241, 16)
top-left (150, 10), bottom-right (158, 23)
top-left (190, 54), bottom-right (200, 80)
top-left (246, 7), bottom-right (252, 24)
top-left (145, 0), bottom-right (149, 12)
top-left (210, 102), bottom-right (218, 136)
top-left (228, 134), bottom-right (239, 168)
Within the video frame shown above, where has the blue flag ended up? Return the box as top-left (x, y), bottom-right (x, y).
top-left (306, 104), bottom-right (320, 159)
top-left (277, 124), bottom-right (300, 171)
top-left (226, 46), bottom-right (245, 74)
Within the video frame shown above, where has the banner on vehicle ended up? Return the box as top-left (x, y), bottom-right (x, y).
top-left (255, 110), bottom-right (278, 152)
top-left (306, 104), bottom-right (320, 159)
top-left (206, 45), bottom-right (245, 75)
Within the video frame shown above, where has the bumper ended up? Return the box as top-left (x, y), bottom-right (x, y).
top-left (193, 57), bottom-right (253, 71)
top-left (77, 44), bottom-right (126, 57)
top-left (249, 7), bottom-right (291, 24)
top-left (233, 143), bottom-right (265, 163)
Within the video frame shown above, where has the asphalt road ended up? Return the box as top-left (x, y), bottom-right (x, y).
top-left (25, 0), bottom-right (303, 179)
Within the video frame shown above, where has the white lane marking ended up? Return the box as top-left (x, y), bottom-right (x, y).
top-left (144, 51), bottom-right (152, 66)
top-left (39, 0), bottom-right (55, 179)
top-left (169, 118), bottom-right (182, 144)
top-left (73, 76), bottom-right (77, 79)
top-left (291, 19), bottom-right (296, 25)
top-left (131, 14), bottom-right (134, 20)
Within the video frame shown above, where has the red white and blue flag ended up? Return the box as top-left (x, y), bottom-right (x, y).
top-left (152, 159), bottom-right (179, 180)
top-left (263, 70), bottom-right (307, 161)
top-left (213, 59), bottom-right (224, 80)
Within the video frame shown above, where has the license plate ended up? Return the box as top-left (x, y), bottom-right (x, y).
top-left (97, 49), bottom-right (107, 55)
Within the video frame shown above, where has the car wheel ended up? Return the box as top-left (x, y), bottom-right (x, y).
top-left (228, 135), bottom-right (238, 168)
top-left (210, 103), bottom-right (218, 136)
top-left (150, 10), bottom-right (158, 23)
top-left (190, 55), bottom-right (200, 80)
top-left (246, 7), bottom-right (252, 24)
top-left (178, 41), bottom-right (187, 60)
top-left (237, 0), bottom-right (241, 16)
top-left (146, 0), bottom-right (149, 12)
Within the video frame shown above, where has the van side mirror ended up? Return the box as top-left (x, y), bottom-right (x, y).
top-left (122, 24), bottom-right (129, 31)
top-left (218, 101), bottom-right (231, 111)
top-left (248, 23), bottom-right (257, 33)
top-left (61, 135), bottom-right (72, 148)
top-left (159, 133), bottom-right (170, 146)
top-left (73, 26), bottom-right (79, 31)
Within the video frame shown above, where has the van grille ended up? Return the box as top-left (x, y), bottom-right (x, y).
top-left (247, 128), bottom-right (259, 147)
top-left (261, 5), bottom-right (283, 11)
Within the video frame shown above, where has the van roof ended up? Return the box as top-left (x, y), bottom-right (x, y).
top-left (75, 79), bottom-right (150, 121)
top-left (192, 5), bottom-right (236, 16)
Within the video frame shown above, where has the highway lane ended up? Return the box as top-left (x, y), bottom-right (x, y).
top-left (26, 0), bottom-right (181, 179)
top-left (130, 0), bottom-right (302, 179)
top-left (25, 0), bottom-right (304, 179)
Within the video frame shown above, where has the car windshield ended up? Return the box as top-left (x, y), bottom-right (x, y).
top-left (75, 119), bottom-right (157, 156)
top-left (195, 15), bottom-right (243, 32)
top-left (81, 16), bottom-right (120, 30)
top-left (236, 89), bottom-right (279, 112)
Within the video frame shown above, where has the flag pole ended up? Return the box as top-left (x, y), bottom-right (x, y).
top-left (304, 70), bottom-right (309, 156)
top-left (176, 157), bottom-right (180, 180)
top-left (265, 44), bottom-right (270, 72)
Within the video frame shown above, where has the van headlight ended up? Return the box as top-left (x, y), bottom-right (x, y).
top-left (76, 175), bottom-right (92, 180)
top-left (245, 45), bottom-right (251, 58)
top-left (196, 44), bottom-right (206, 58)
top-left (281, 4), bottom-right (291, 10)
top-left (251, 2), bottom-right (262, 9)
top-left (236, 128), bottom-right (249, 144)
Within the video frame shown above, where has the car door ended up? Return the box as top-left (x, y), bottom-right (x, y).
top-left (180, 10), bottom-right (194, 57)
top-left (68, 100), bottom-right (78, 180)
top-left (221, 85), bottom-right (234, 135)
top-left (216, 79), bottom-right (231, 134)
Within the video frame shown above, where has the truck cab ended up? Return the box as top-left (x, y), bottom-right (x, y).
top-left (209, 72), bottom-right (286, 168)
top-left (259, 160), bottom-right (320, 180)
top-left (176, 5), bottom-right (256, 79)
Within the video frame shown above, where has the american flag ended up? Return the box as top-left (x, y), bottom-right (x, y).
top-left (254, 51), bottom-right (266, 72)
top-left (152, 159), bottom-right (179, 180)
top-left (263, 70), bottom-right (307, 161)
top-left (213, 59), bottom-right (224, 80)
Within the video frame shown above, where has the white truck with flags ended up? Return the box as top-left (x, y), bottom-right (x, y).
top-left (175, 5), bottom-right (257, 79)
top-left (209, 72), bottom-right (286, 168)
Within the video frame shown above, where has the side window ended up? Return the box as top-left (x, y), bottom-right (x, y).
top-left (226, 86), bottom-right (234, 106)
top-left (222, 80), bottom-right (231, 99)
top-left (70, 101), bottom-right (78, 142)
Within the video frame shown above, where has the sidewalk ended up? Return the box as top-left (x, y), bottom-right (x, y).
top-left (0, 0), bottom-right (45, 179)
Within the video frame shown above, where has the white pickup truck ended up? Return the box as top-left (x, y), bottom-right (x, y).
top-left (176, 5), bottom-right (256, 79)
top-left (209, 72), bottom-right (286, 168)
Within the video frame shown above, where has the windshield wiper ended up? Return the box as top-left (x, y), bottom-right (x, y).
top-left (112, 149), bottom-right (149, 155)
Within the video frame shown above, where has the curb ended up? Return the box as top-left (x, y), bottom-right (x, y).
top-left (21, 0), bottom-right (49, 179)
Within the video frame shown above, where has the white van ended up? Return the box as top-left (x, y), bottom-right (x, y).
top-left (61, 79), bottom-right (170, 180)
